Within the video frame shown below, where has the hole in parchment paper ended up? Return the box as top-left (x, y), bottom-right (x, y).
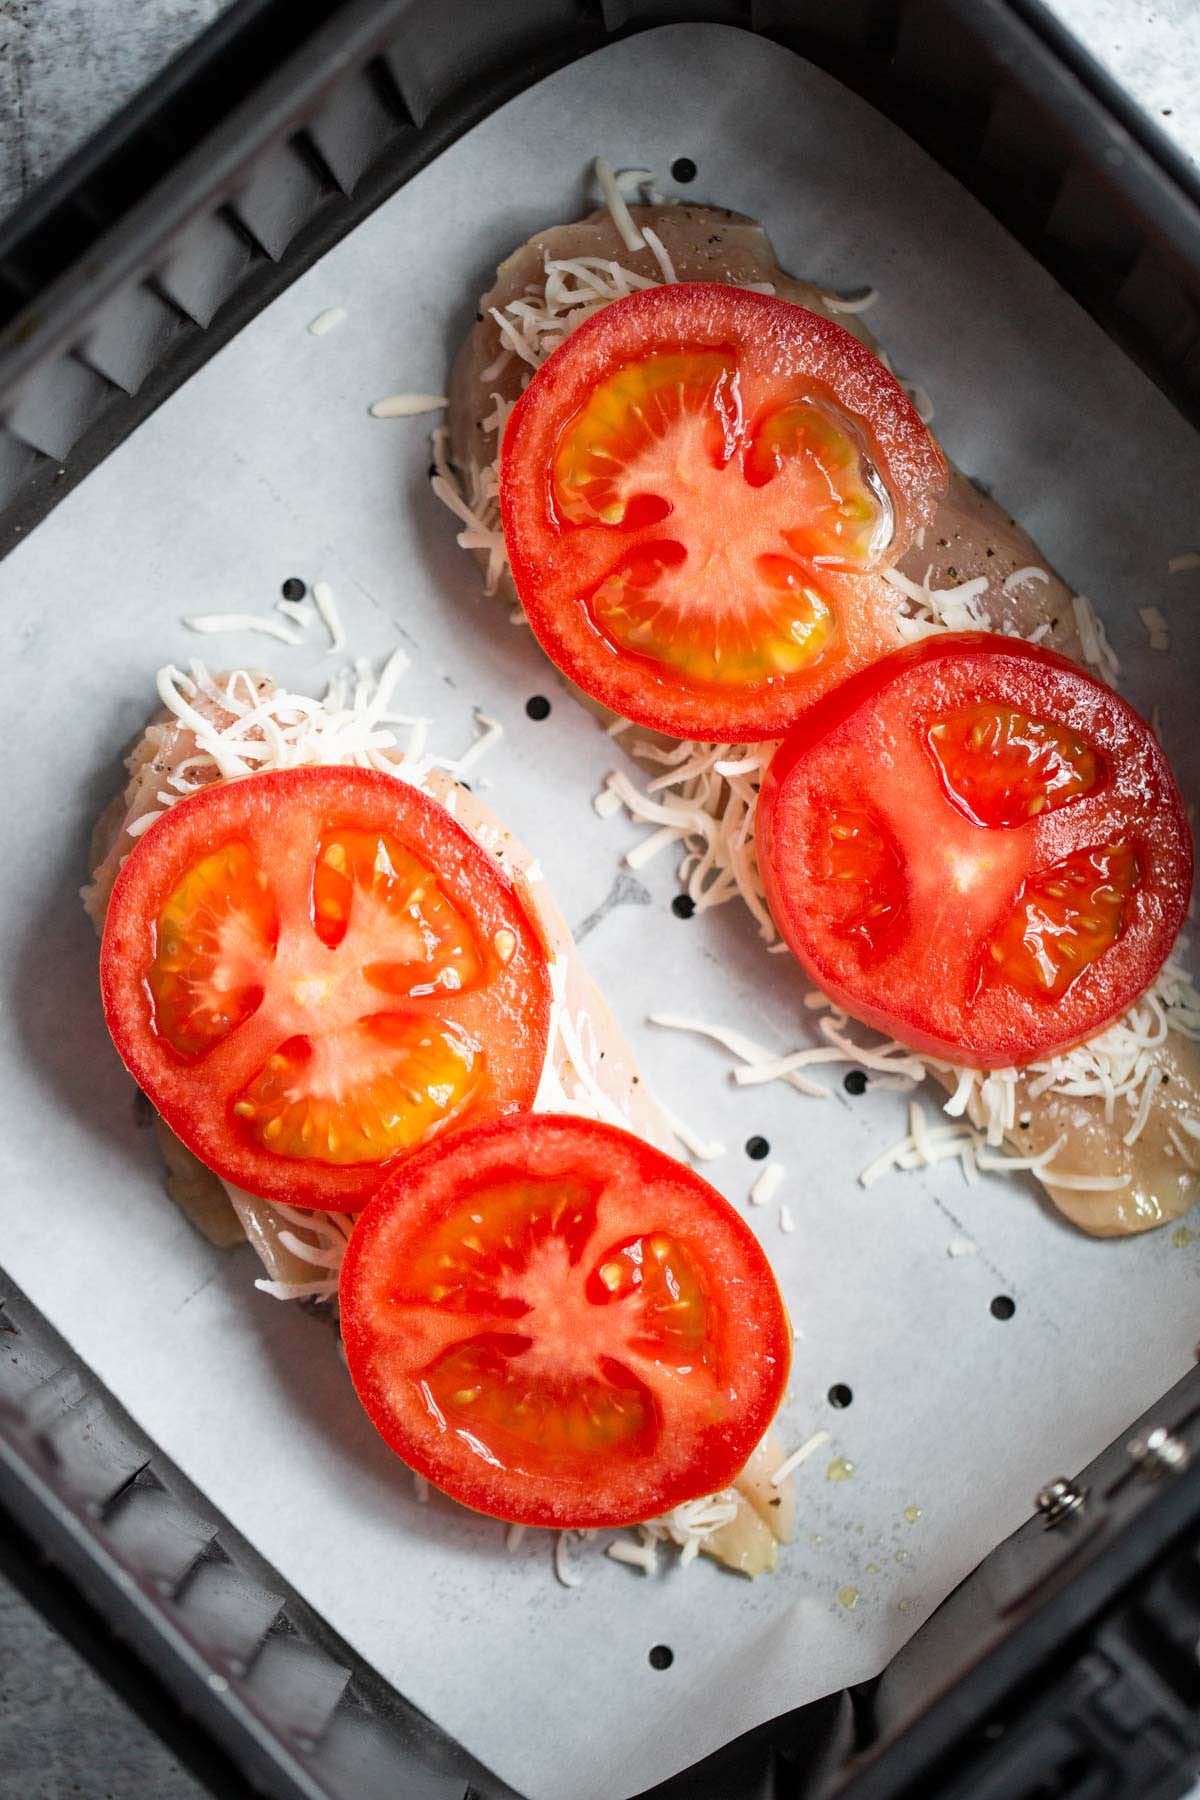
top-left (671, 894), bottom-right (695, 919)
top-left (990, 1295), bottom-right (1016, 1321)
top-left (648, 1644), bottom-right (674, 1670)
top-left (525, 695), bottom-right (551, 721)
top-left (671, 158), bottom-right (697, 184)
top-left (843, 1071), bottom-right (868, 1097)
top-left (828, 1384), bottom-right (853, 1409)
top-left (281, 577), bottom-right (306, 600)
top-left (745, 1135), bottom-right (770, 1161)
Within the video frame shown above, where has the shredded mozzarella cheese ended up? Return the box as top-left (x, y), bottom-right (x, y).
top-left (312, 581), bottom-right (346, 653)
top-left (660, 1103), bottom-right (726, 1162)
top-left (277, 597), bottom-right (315, 627)
top-left (749, 1162), bottom-right (785, 1207)
top-left (1003, 566), bottom-right (1050, 594)
top-left (554, 1531), bottom-right (584, 1587)
top-left (771, 1430), bottom-right (830, 1485)
top-left (1071, 593), bottom-right (1121, 683)
top-left (594, 155), bottom-right (645, 252)
top-left (183, 612), bottom-right (306, 645)
top-left (251, 1202), bottom-right (355, 1302)
top-left (821, 287), bottom-right (879, 314)
top-left (369, 393), bottom-right (449, 417)
top-left (606, 1536), bottom-right (659, 1574)
top-left (641, 225), bottom-right (677, 285)
top-left (308, 306), bottom-right (346, 336)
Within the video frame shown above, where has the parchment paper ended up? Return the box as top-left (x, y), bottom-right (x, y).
top-left (2, 25), bottom-right (1199, 1800)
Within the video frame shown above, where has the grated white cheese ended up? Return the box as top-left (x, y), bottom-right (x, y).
top-left (594, 156), bottom-right (645, 252)
top-left (660, 1103), bottom-right (726, 1162)
top-left (947, 1238), bottom-right (978, 1258)
top-left (250, 1200), bottom-right (355, 1302)
top-left (653, 1009), bottom-right (924, 1096)
top-left (276, 597), bottom-right (315, 627)
top-left (1003, 565), bottom-right (1050, 594)
top-left (861, 1110), bottom-right (1135, 1193)
top-left (592, 784), bottom-right (624, 819)
top-left (183, 612), bottom-right (306, 646)
top-left (771, 1430), bottom-right (831, 1486)
top-left (821, 287), bottom-right (879, 315)
top-left (308, 306), bottom-right (346, 336)
top-left (750, 1162), bottom-right (785, 1208)
top-left (882, 565), bottom-right (990, 636)
top-left (312, 581), bottom-right (346, 653)
top-left (606, 1536), bottom-right (659, 1574)
top-left (1071, 593), bottom-right (1121, 683)
top-left (654, 965), bottom-right (1200, 1201)
top-left (778, 1202), bottom-right (796, 1234)
top-left (640, 1493), bottom-right (738, 1551)
top-left (641, 225), bottom-right (677, 285)
top-left (449, 710), bottom-right (504, 776)
top-left (369, 392), bottom-right (449, 418)
top-left (554, 1531), bottom-right (584, 1588)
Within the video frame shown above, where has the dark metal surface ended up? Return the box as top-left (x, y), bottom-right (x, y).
top-left (0, 1275), bottom-right (517, 1800)
top-left (3, 2), bottom-right (1200, 1797)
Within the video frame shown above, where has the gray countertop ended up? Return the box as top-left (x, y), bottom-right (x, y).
top-left (0, 4), bottom-right (1196, 1797)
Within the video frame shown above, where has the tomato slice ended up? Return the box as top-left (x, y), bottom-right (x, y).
top-left (501, 283), bottom-right (947, 738)
top-left (339, 1114), bottom-right (791, 1527)
top-left (756, 634), bottom-right (1193, 1068)
top-left (101, 767), bottom-right (552, 1209)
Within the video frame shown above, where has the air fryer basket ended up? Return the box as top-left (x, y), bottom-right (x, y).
top-left (3, 3), bottom-right (1200, 1796)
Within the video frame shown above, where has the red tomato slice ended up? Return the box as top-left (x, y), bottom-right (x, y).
top-left (339, 1114), bottom-right (792, 1527)
top-left (501, 283), bottom-right (947, 738)
top-left (101, 767), bottom-right (552, 1210)
top-left (756, 634), bottom-right (1193, 1068)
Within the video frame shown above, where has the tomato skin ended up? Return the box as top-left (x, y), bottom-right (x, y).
top-left (339, 1114), bottom-right (792, 1528)
top-left (501, 283), bottom-right (947, 739)
top-left (757, 634), bottom-right (1193, 1068)
top-left (100, 767), bottom-right (552, 1210)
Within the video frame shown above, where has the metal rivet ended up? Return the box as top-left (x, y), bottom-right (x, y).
top-left (1128, 1425), bottom-right (1190, 1477)
top-left (1035, 1477), bottom-right (1086, 1526)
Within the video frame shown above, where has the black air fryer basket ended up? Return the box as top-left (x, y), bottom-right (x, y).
top-left (4, 4), bottom-right (1200, 1796)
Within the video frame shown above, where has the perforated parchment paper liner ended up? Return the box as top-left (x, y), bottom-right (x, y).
top-left (2, 26), bottom-right (1198, 1800)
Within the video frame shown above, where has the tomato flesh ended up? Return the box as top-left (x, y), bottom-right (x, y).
top-left (101, 767), bottom-right (552, 1209)
top-left (230, 1017), bottom-right (480, 1164)
top-left (503, 284), bottom-right (947, 738)
top-left (339, 1114), bottom-right (792, 1527)
top-left (757, 634), bottom-right (1192, 1068)
top-left (149, 842), bottom-right (277, 1056)
top-left (928, 704), bottom-right (1101, 828)
top-left (820, 806), bottom-right (907, 959)
top-left (986, 840), bottom-right (1138, 1003)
